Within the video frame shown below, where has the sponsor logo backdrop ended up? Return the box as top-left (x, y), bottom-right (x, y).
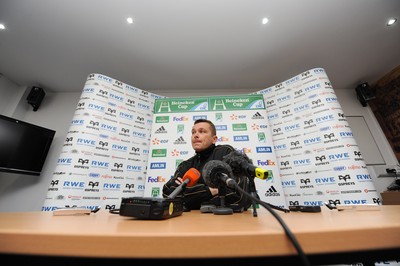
top-left (42, 68), bottom-right (380, 212)
top-left (42, 73), bottom-right (164, 211)
top-left (256, 68), bottom-right (380, 207)
top-left (145, 94), bottom-right (287, 208)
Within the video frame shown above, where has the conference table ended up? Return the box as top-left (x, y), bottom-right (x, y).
top-left (0, 205), bottom-right (399, 265)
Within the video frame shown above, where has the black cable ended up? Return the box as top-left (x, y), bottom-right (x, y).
top-left (109, 209), bottom-right (120, 215)
top-left (109, 186), bottom-right (309, 265)
top-left (233, 183), bottom-right (311, 266)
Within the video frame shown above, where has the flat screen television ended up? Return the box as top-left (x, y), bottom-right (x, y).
top-left (0, 114), bottom-right (56, 176)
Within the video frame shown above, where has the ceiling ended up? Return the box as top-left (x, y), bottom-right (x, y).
top-left (1, 0), bottom-right (400, 97)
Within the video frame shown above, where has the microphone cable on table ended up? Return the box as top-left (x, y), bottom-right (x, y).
top-left (109, 208), bottom-right (120, 215)
top-left (230, 181), bottom-right (311, 266)
top-left (201, 159), bottom-right (310, 266)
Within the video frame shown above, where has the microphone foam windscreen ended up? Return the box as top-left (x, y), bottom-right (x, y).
top-left (222, 150), bottom-right (253, 176)
top-left (202, 160), bottom-right (234, 188)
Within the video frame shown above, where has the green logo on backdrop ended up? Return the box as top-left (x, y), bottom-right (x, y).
top-left (258, 132), bottom-right (266, 142)
top-left (267, 170), bottom-right (274, 181)
top-left (154, 95), bottom-right (265, 113)
top-left (215, 113), bottom-right (223, 122)
top-left (151, 187), bottom-right (160, 197)
top-left (155, 116), bottom-right (169, 123)
top-left (154, 98), bottom-right (209, 113)
top-left (177, 124), bottom-right (184, 135)
top-left (152, 149), bottom-right (167, 157)
top-left (212, 99), bottom-right (227, 110)
top-left (232, 123), bottom-right (248, 131)
top-left (210, 95), bottom-right (265, 110)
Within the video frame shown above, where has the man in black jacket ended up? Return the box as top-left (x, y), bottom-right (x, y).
top-left (162, 119), bottom-right (250, 210)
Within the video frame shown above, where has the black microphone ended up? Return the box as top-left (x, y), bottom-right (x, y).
top-left (202, 160), bottom-right (236, 189)
top-left (223, 150), bottom-right (269, 180)
top-left (168, 168), bottom-right (201, 199)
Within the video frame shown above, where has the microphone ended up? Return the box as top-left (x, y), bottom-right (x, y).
top-left (223, 150), bottom-right (269, 180)
top-left (168, 168), bottom-right (201, 199)
top-left (202, 160), bottom-right (236, 189)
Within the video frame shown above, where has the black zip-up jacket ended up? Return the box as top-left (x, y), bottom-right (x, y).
top-left (162, 144), bottom-right (249, 210)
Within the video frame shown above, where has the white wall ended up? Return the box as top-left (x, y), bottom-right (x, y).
top-left (334, 88), bottom-right (398, 198)
top-left (0, 76), bottom-right (397, 212)
top-left (0, 74), bottom-right (26, 116)
top-left (0, 77), bottom-right (81, 212)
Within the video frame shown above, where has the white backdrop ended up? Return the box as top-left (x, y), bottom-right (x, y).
top-left (42, 68), bottom-right (380, 212)
top-left (255, 68), bottom-right (380, 206)
top-left (42, 73), bottom-right (164, 211)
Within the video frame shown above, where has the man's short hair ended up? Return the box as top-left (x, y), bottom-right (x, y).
top-left (194, 119), bottom-right (216, 136)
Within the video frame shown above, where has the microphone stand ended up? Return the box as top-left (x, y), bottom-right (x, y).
top-left (248, 177), bottom-right (259, 217)
top-left (247, 175), bottom-right (289, 214)
top-left (212, 183), bottom-right (233, 215)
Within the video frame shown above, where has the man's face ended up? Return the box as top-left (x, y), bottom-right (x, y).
top-left (191, 122), bottom-right (217, 152)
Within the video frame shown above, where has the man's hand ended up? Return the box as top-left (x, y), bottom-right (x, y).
top-left (209, 187), bottom-right (218, 196)
top-left (176, 176), bottom-right (218, 196)
top-left (175, 177), bottom-right (183, 185)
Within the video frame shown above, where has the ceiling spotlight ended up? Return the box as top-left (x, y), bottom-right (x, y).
top-left (0, 24), bottom-right (5, 30)
top-left (127, 17), bottom-right (134, 24)
top-left (262, 17), bottom-right (269, 25)
top-left (387, 18), bottom-right (397, 26)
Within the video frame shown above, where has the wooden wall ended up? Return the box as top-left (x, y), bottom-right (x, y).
top-left (369, 65), bottom-right (400, 163)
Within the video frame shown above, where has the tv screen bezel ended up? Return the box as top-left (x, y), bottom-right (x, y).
top-left (0, 114), bottom-right (56, 176)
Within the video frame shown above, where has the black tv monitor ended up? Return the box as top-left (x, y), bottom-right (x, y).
top-left (0, 114), bottom-right (56, 176)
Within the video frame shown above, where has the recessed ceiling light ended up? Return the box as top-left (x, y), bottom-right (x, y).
top-left (387, 18), bottom-right (397, 26)
top-left (127, 17), bottom-right (134, 24)
top-left (0, 24), bottom-right (5, 30)
top-left (262, 17), bottom-right (269, 25)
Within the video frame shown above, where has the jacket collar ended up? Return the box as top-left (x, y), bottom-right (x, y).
top-left (196, 144), bottom-right (216, 159)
